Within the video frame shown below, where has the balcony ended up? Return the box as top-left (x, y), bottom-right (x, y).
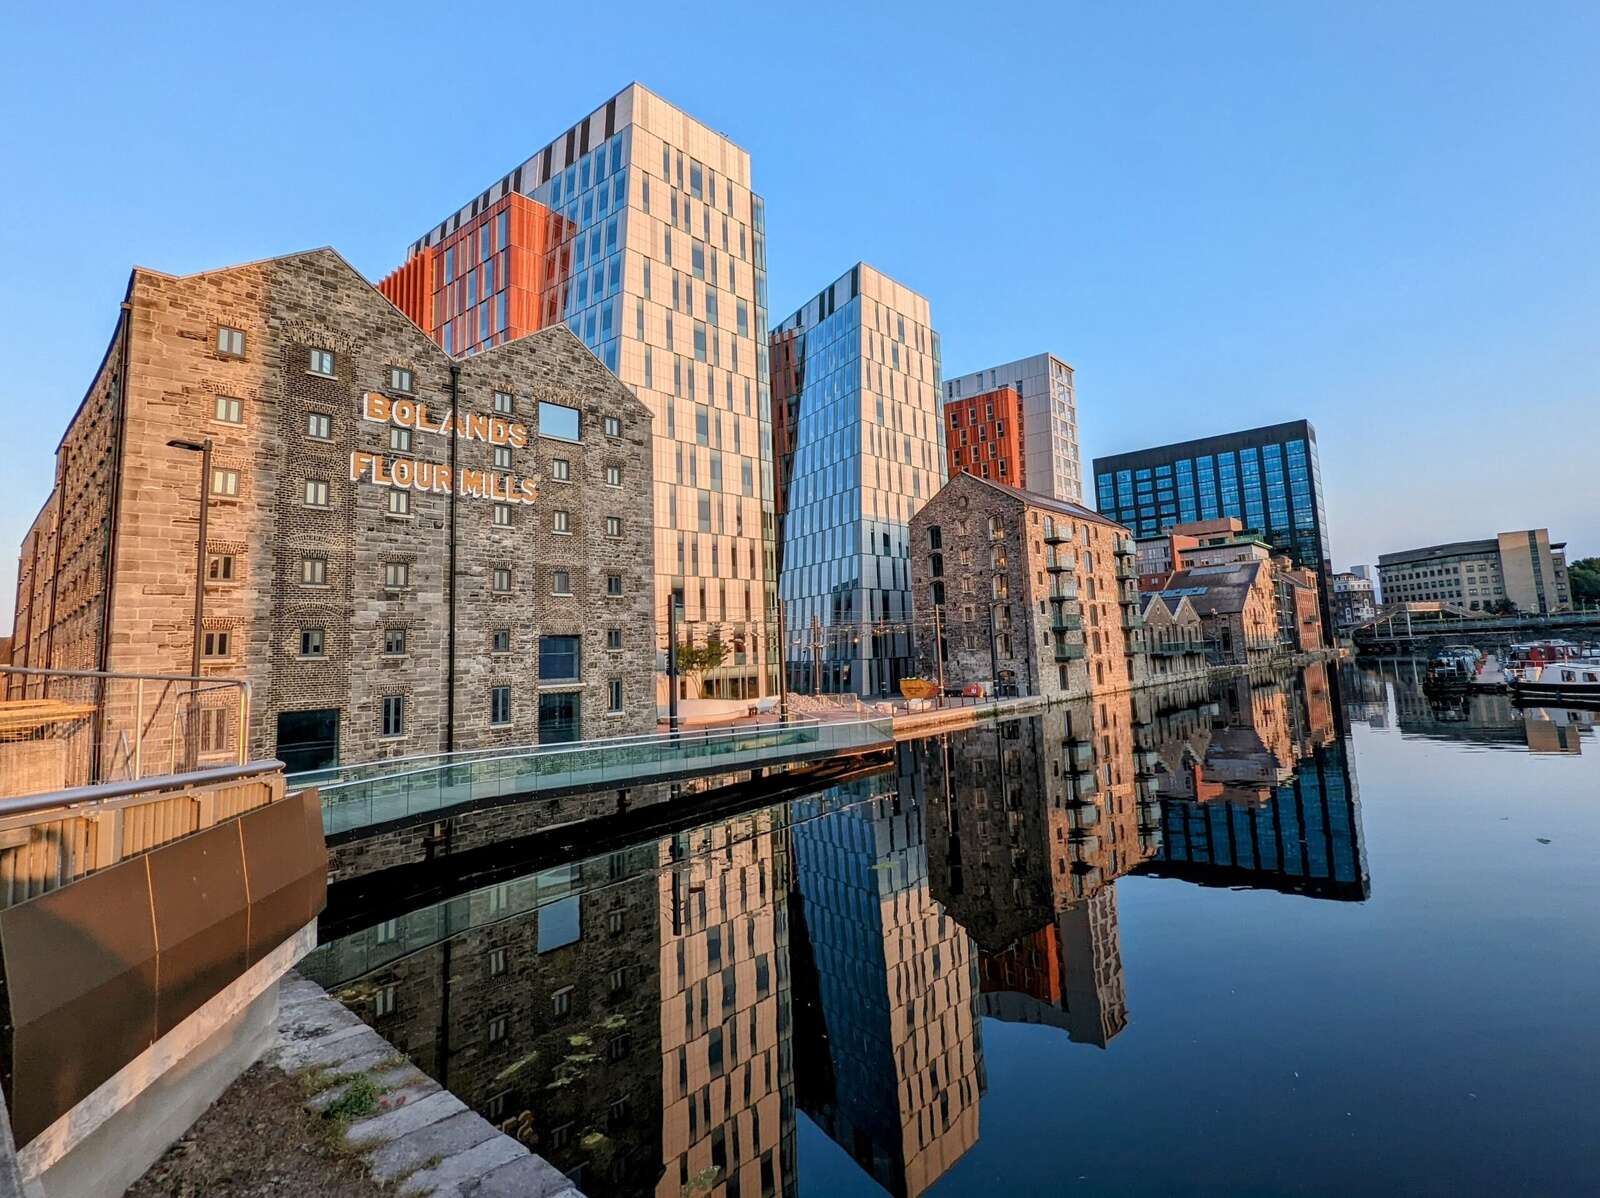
top-left (1050, 613), bottom-right (1083, 632)
top-left (1044, 527), bottom-right (1071, 545)
top-left (1153, 639), bottom-right (1203, 657)
top-left (1119, 581), bottom-right (1140, 604)
top-left (1066, 741), bottom-right (1095, 771)
top-left (1054, 640), bottom-right (1087, 662)
top-left (1115, 559), bottom-right (1138, 580)
top-left (1046, 551), bottom-right (1077, 573)
top-left (1049, 581), bottom-right (1080, 602)
top-left (1115, 535), bottom-right (1137, 556)
top-left (1123, 608), bottom-right (1145, 631)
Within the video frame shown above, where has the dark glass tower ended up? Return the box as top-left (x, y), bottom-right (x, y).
top-left (1092, 420), bottom-right (1332, 630)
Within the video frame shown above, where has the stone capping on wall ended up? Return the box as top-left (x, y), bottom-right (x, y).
top-left (273, 972), bottom-right (584, 1198)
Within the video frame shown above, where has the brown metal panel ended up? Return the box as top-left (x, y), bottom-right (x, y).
top-left (145, 820), bottom-right (249, 1037)
top-left (0, 857), bottom-right (158, 1146)
top-left (239, 788), bottom-right (326, 967)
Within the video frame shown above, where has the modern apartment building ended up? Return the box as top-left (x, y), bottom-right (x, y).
top-left (382, 83), bottom-right (777, 698)
top-left (770, 263), bottom-right (945, 696)
top-left (909, 473), bottom-right (1141, 700)
top-left (1330, 571), bottom-right (1378, 631)
top-left (1093, 420), bottom-right (1333, 633)
top-left (1377, 530), bottom-right (1572, 614)
top-left (943, 353), bottom-right (1081, 503)
top-left (941, 385), bottom-right (1026, 487)
top-left (7, 248), bottom-right (656, 773)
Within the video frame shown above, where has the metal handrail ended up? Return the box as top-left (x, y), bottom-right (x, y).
top-left (0, 664), bottom-right (251, 689)
top-left (0, 759), bottom-right (284, 818)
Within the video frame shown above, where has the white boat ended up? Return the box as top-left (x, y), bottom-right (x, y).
top-left (1508, 661), bottom-right (1600, 705)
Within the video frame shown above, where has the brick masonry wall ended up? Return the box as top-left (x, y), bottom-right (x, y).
top-left (20, 247), bottom-right (657, 770)
top-left (910, 474), bottom-right (1137, 702)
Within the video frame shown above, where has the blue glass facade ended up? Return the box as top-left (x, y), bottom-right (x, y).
top-left (771, 264), bottom-right (945, 696)
top-left (1093, 420), bottom-right (1332, 629)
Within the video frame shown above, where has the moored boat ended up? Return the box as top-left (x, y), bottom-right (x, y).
top-left (1508, 660), bottom-right (1600, 706)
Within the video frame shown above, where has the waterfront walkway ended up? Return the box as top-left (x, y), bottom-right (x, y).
top-left (295, 717), bottom-right (894, 836)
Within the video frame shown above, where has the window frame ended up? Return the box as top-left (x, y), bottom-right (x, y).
top-left (216, 326), bottom-right (246, 358)
top-left (308, 348), bottom-right (336, 377)
top-left (213, 395), bottom-right (243, 425)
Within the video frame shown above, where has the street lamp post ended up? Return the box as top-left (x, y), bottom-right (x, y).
top-left (169, 437), bottom-right (213, 769)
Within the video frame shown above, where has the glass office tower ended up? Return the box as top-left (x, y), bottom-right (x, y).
top-left (770, 263), bottom-right (945, 697)
top-left (400, 84), bottom-right (777, 698)
top-left (1092, 420), bottom-right (1333, 631)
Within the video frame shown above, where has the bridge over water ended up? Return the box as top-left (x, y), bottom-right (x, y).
top-left (1353, 608), bottom-right (1600, 651)
top-left (292, 717), bottom-right (894, 837)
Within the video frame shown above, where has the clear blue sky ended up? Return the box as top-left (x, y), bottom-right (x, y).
top-left (3, 1), bottom-right (1597, 626)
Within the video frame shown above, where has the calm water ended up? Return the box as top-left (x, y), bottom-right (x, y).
top-left (304, 663), bottom-right (1600, 1196)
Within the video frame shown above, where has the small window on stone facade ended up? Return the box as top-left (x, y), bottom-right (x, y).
top-left (928, 526), bottom-right (942, 550)
top-left (304, 479), bottom-right (330, 508)
top-left (493, 391), bottom-right (514, 415)
top-left (210, 468), bottom-right (240, 498)
top-left (493, 445), bottom-right (512, 470)
top-left (384, 628), bottom-right (407, 656)
top-left (606, 574), bottom-right (623, 597)
top-left (552, 987), bottom-right (573, 1018)
top-left (385, 562), bottom-right (410, 589)
top-left (301, 556), bottom-right (327, 586)
top-left (490, 686), bottom-right (512, 726)
top-left (492, 567), bottom-right (511, 593)
top-left (390, 367), bottom-right (414, 394)
top-left (216, 326), bottom-right (246, 357)
top-left (374, 985), bottom-right (396, 1017)
top-left (492, 628), bottom-right (511, 653)
top-left (213, 396), bottom-right (243, 424)
top-left (306, 411), bottom-right (332, 440)
top-left (488, 947), bottom-right (507, 977)
top-left (606, 628), bottom-right (623, 651)
top-left (552, 570), bottom-right (571, 596)
top-left (389, 426), bottom-right (412, 453)
top-left (605, 464), bottom-right (622, 487)
top-left (387, 489), bottom-right (410, 516)
top-left (608, 679), bottom-right (623, 713)
top-left (381, 694), bottom-right (405, 738)
top-left (606, 516), bottom-right (622, 538)
top-left (202, 630), bottom-right (231, 658)
top-left (299, 628), bottom-right (325, 657)
top-left (308, 348), bottom-right (336, 377)
top-left (608, 909), bottom-right (624, 935)
top-left (604, 415), bottom-right (622, 438)
top-left (930, 581), bottom-right (945, 607)
top-left (207, 553), bottom-right (235, 581)
top-left (552, 510), bottom-right (570, 534)
top-left (550, 458), bottom-right (571, 482)
top-left (493, 503), bottom-right (512, 526)
top-left (486, 1015), bottom-right (507, 1044)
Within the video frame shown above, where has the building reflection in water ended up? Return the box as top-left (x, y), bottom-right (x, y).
top-left (789, 755), bottom-right (985, 1198)
top-left (1138, 663), bottom-right (1369, 901)
top-left (300, 666), bottom-right (1372, 1198)
top-left (1356, 657), bottom-right (1596, 754)
top-left (918, 689), bottom-right (1156, 1050)
top-left (658, 808), bottom-right (797, 1198)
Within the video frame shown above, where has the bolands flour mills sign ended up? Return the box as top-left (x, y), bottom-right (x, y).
top-left (350, 392), bottom-right (540, 505)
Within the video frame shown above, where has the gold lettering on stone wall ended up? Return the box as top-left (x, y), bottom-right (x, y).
top-left (353, 394), bottom-right (539, 505)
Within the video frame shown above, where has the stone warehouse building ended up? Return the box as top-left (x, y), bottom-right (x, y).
top-left (909, 473), bottom-right (1143, 701)
top-left (8, 247), bottom-right (656, 772)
